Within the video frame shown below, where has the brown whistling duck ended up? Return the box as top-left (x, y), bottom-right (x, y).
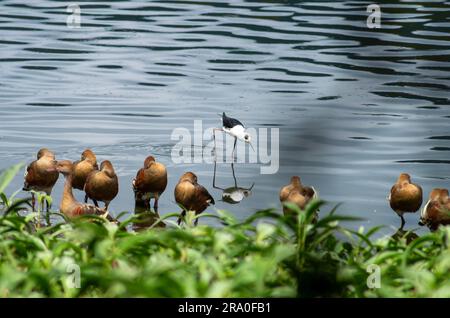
top-left (279, 176), bottom-right (318, 215)
top-left (175, 172), bottom-right (215, 225)
top-left (84, 160), bottom-right (119, 210)
top-left (54, 160), bottom-right (117, 222)
top-left (419, 188), bottom-right (450, 231)
top-left (72, 149), bottom-right (99, 202)
top-left (132, 156), bottom-right (167, 213)
top-left (23, 148), bottom-right (59, 211)
top-left (388, 173), bottom-right (423, 229)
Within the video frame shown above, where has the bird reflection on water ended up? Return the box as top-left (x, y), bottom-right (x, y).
top-left (132, 193), bottom-right (166, 231)
top-left (391, 228), bottom-right (419, 245)
top-left (213, 161), bottom-right (254, 205)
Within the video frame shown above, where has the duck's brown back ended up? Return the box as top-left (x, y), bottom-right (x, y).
top-left (194, 184), bottom-right (215, 213)
top-left (390, 183), bottom-right (423, 213)
top-left (175, 181), bottom-right (213, 214)
top-left (286, 190), bottom-right (307, 210)
top-left (280, 183), bottom-right (301, 202)
top-left (423, 200), bottom-right (450, 231)
top-left (175, 181), bottom-right (195, 210)
top-left (72, 160), bottom-right (98, 190)
top-left (134, 162), bottom-right (167, 194)
top-left (84, 170), bottom-right (119, 202)
top-left (302, 186), bottom-right (316, 201)
top-left (25, 158), bottom-right (59, 192)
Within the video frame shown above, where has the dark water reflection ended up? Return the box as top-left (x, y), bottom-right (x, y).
top-left (0, 0), bottom-right (449, 237)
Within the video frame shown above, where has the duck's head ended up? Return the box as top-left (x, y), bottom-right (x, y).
top-left (179, 172), bottom-right (197, 184)
top-left (290, 176), bottom-right (301, 186)
top-left (100, 160), bottom-right (116, 177)
top-left (100, 160), bottom-right (114, 171)
top-left (81, 149), bottom-right (97, 164)
top-left (429, 188), bottom-right (449, 204)
top-left (143, 156), bottom-right (156, 168)
top-left (55, 160), bottom-right (74, 176)
top-left (37, 148), bottom-right (55, 160)
top-left (397, 173), bottom-right (411, 184)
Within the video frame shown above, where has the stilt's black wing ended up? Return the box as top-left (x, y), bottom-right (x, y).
top-left (222, 112), bottom-right (244, 129)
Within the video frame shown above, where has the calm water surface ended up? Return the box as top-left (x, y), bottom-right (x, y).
top-left (1, 0), bottom-right (449, 236)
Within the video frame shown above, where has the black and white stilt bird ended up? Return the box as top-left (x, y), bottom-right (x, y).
top-left (213, 112), bottom-right (254, 160)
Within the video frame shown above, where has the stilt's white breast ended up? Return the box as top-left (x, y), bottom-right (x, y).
top-left (224, 125), bottom-right (246, 140)
top-left (224, 189), bottom-right (245, 203)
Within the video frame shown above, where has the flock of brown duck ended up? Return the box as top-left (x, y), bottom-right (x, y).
top-left (23, 148), bottom-right (214, 225)
top-left (22, 148), bottom-right (450, 231)
top-left (281, 173), bottom-right (450, 231)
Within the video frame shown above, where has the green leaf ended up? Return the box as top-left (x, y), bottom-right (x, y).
top-left (0, 163), bottom-right (24, 194)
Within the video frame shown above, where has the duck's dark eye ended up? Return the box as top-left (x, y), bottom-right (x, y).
top-left (244, 135), bottom-right (248, 140)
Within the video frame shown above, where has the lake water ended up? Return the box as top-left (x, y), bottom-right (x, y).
top-left (1, 0), bottom-right (449, 236)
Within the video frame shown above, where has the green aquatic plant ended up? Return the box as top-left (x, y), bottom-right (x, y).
top-left (0, 164), bottom-right (449, 297)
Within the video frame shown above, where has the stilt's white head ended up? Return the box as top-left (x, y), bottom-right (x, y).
top-left (242, 131), bottom-right (254, 151)
top-left (233, 126), bottom-right (254, 151)
top-left (242, 132), bottom-right (251, 143)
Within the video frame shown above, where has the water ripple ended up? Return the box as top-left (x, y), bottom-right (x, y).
top-left (0, 0), bottom-right (449, 234)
